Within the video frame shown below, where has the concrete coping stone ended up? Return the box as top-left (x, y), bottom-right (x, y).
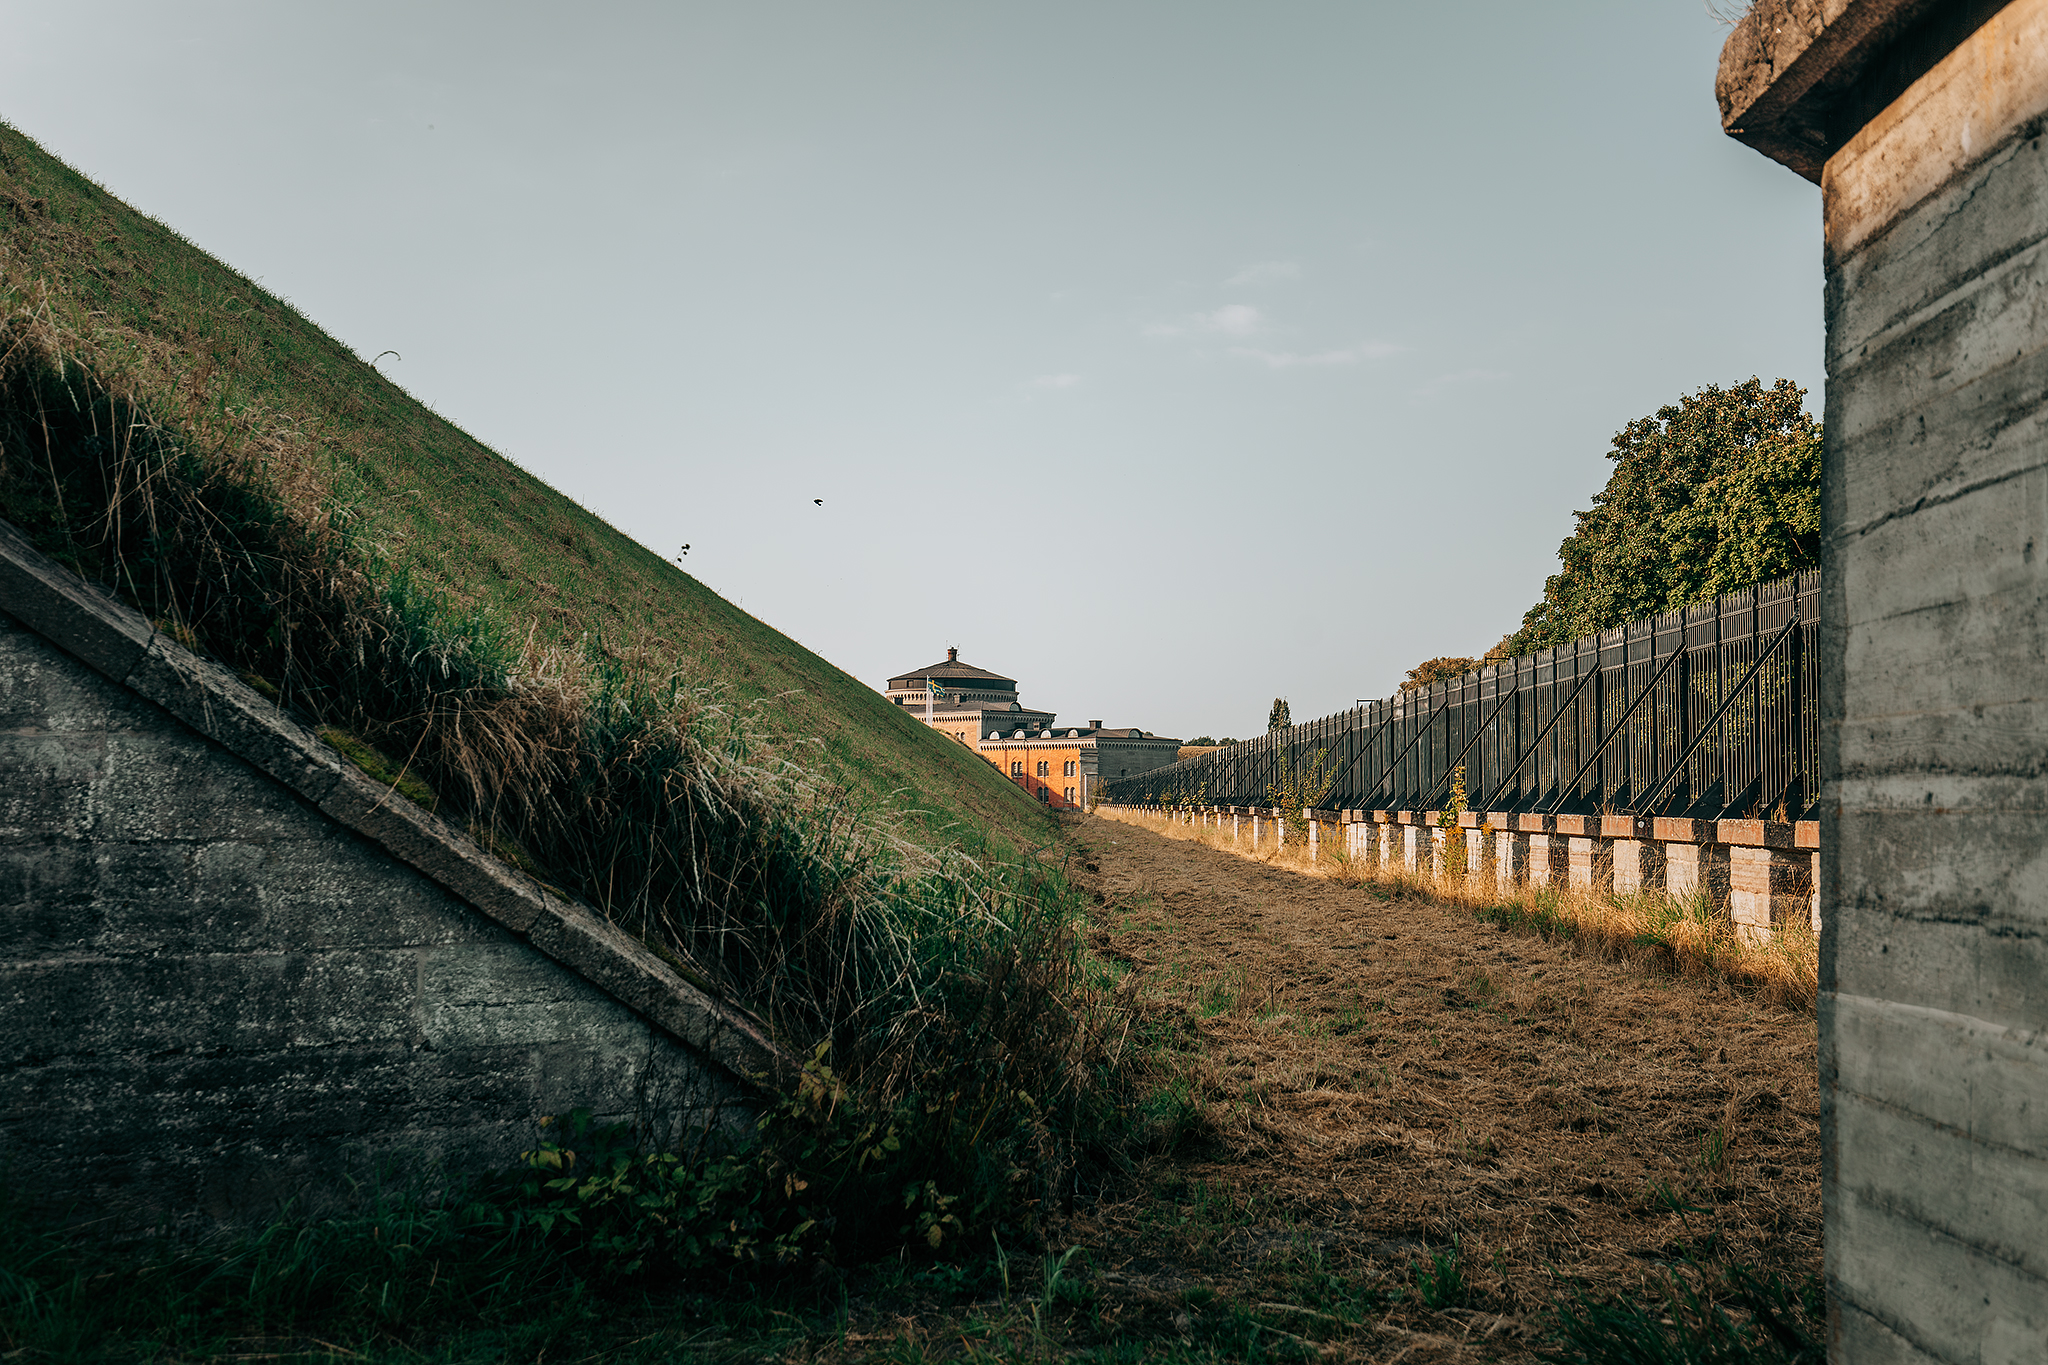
top-left (1513, 813), bottom-right (1555, 833)
top-left (1716, 0), bottom-right (1947, 182)
top-left (1652, 817), bottom-right (1716, 843)
top-left (1795, 820), bottom-right (1820, 849)
top-left (1373, 810), bottom-right (1395, 823)
top-left (1552, 814), bottom-right (1598, 837)
top-left (1457, 811), bottom-right (1483, 828)
top-left (1713, 819), bottom-right (1796, 849)
top-left (0, 515), bottom-right (798, 1095)
top-left (1602, 815), bottom-right (1651, 839)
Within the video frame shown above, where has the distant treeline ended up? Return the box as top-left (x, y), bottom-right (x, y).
top-left (1401, 377), bottom-right (1819, 691)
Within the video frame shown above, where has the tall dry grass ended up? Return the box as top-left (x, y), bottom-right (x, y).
top-left (1098, 806), bottom-right (1818, 1009)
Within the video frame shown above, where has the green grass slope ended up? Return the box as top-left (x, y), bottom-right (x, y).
top-left (0, 123), bottom-right (1048, 849)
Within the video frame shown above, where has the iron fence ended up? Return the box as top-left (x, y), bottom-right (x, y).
top-left (1104, 571), bottom-right (1819, 821)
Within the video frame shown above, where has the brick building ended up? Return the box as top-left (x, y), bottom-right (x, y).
top-left (884, 648), bottom-right (1179, 807)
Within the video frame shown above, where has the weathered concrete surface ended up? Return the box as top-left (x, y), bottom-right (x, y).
top-left (0, 610), bottom-right (754, 1234)
top-left (1723, 0), bottom-right (2048, 1358)
top-left (0, 518), bottom-right (809, 1235)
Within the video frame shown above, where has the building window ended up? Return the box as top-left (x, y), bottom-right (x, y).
top-left (1063, 786), bottom-right (1075, 804)
top-left (1010, 760), bottom-right (1024, 777)
top-left (1036, 760), bottom-right (1049, 778)
top-left (1039, 787), bottom-right (1050, 803)
top-left (1063, 760), bottom-right (1076, 777)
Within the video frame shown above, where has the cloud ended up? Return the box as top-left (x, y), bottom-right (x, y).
top-left (1223, 259), bottom-right (1300, 287)
top-left (1144, 303), bottom-right (1266, 339)
top-left (1228, 340), bottom-right (1402, 369)
top-left (1027, 373), bottom-right (1082, 389)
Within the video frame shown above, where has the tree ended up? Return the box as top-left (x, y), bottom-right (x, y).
top-left (1267, 697), bottom-right (1291, 732)
top-left (1493, 378), bottom-right (1820, 655)
top-left (1400, 656), bottom-right (1482, 692)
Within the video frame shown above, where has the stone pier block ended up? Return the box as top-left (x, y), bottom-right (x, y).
top-left (1665, 841), bottom-right (1730, 916)
top-left (1497, 832), bottom-right (1530, 891)
top-left (1566, 836), bottom-right (1612, 893)
top-left (1610, 839), bottom-right (1666, 895)
top-left (1526, 834), bottom-right (1570, 888)
top-left (1729, 846), bottom-right (1811, 945)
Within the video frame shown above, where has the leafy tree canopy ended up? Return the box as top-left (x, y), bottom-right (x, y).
top-left (1267, 697), bottom-right (1291, 732)
top-left (1492, 378), bottom-right (1820, 657)
top-left (1400, 656), bottom-right (1482, 693)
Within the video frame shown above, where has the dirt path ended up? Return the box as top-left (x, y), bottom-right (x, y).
top-left (1059, 813), bottom-right (1822, 1360)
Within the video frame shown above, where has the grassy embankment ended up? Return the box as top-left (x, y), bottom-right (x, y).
top-left (0, 121), bottom-right (1127, 1358)
top-left (0, 122), bottom-right (1045, 851)
top-left (1096, 805), bottom-right (1819, 1011)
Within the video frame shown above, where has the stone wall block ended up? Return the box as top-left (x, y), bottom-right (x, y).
top-left (0, 731), bottom-right (103, 841)
top-left (317, 768), bottom-right (549, 935)
top-left (421, 944), bottom-right (650, 1052)
top-left (1729, 846), bottom-right (1812, 943)
top-left (1567, 836), bottom-right (1613, 893)
top-left (1497, 831), bottom-right (1530, 891)
top-left (1529, 833), bottom-right (1570, 889)
top-left (96, 729), bottom-right (311, 844)
top-left (1665, 842), bottom-right (1731, 915)
top-left (525, 900), bottom-right (791, 1089)
top-left (1610, 838), bottom-right (1666, 895)
top-left (186, 834), bottom-right (504, 952)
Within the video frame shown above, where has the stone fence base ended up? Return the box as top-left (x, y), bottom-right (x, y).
top-left (1100, 803), bottom-right (1820, 943)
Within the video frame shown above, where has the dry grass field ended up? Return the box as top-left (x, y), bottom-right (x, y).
top-left (767, 814), bottom-right (1824, 1363)
top-left (1061, 813), bottom-right (1820, 1358)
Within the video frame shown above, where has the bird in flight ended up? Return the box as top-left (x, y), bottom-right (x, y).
top-left (675, 544), bottom-right (690, 561)
top-left (814, 498), bottom-right (824, 506)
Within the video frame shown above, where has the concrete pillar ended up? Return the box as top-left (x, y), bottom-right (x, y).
top-left (1401, 823), bottom-right (1425, 873)
top-left (1378, 821), bottom-right (1399, 868)
top-left (1307, 817), bottom-right (1318, 857)
top-left (1250, 813), bottom-right (1261, 848)
top-left (1468, 823), bottom-right (1490, 883)
top-left (1728, 845), bottom-right (1812, 945)
top-left (1720, 10), bottom-right (2048, 1354)
top-left (1610, 840), bottom-right (1666, 895)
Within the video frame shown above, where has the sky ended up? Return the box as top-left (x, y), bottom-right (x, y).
top-left (0, 1), bottom-right (1821, 742)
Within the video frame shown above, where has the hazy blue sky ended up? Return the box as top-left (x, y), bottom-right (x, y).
top-left (2, 2), bottom-right (1820, 740)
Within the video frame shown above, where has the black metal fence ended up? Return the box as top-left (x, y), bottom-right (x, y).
top-left (1105, 572), bottom-right (1819, 821)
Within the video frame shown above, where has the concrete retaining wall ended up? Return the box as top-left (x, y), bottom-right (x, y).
top-left (0, 520), bottom-right (791, 1237)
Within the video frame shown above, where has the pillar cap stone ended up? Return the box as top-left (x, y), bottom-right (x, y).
top-left (1716, 0), bottom-right (1954, 183)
